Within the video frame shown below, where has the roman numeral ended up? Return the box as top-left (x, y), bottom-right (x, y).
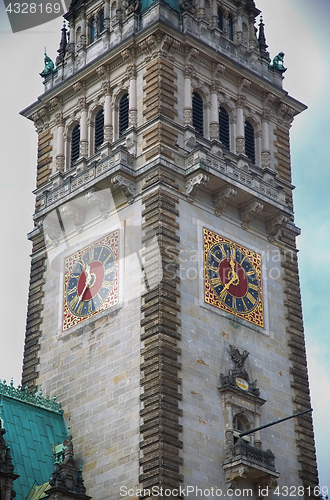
top-left (210, 276), bottom-right (222, 287)
top-left (245, 270), bottom-right (256, 277)
top-left (69, 295), bottom-right (79, 310)
top-left (89, 247), bottom-right (94, 261)
top-left (102, 280), bottom-right (113, 289)
top-left (249, 283), bottom-right (259, 292)
top-left (246, 292), bottom-right (256, 305)
top-left (231, 296), bottom-right (237, 310)
top-left (105, 265), bottom-right (116, 275)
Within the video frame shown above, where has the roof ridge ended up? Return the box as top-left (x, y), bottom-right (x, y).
top-left (0, 380), bottom-right (62, 414)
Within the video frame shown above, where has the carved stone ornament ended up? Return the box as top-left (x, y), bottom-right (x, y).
top-left (111, 175), bottom-right (136, 203)
top-left (219, 344), bottom-right (260, 397)
top-left (214, 186), bottom-right (237, 214)
top-left (266, 213), bottom-right (288, 238)
top-left (240, 199), bottom-right (263, 224)
top-left (42, 217), bottom-right (62, 243)
top-left (185, 173), bottom-right (209, 197)
top-left (59, 202), bottom-right (85, 228)
top-left (85, 188), bottom-right (111, 215)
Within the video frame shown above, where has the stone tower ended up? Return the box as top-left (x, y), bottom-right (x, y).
top-left (21, 0), bottom-right (319, 497)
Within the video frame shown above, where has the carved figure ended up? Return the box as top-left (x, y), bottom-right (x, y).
top-left (270, 52), bottom-right (287, 73)
top-left (40, 52), bottom-right (56, 78)
top-left (219, 344), bottom-right (260, 396)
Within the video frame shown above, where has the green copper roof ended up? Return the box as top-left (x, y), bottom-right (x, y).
top-left (141, 0), bottom-right (179, 13)
top-left (0, 381), bottom-right (67, 500)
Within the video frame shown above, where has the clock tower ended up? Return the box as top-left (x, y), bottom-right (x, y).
top-left (21, 0), bottom-right (319, 497)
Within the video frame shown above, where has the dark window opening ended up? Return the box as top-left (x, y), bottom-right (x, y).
top-left (218, 10), bottom-right (223, 31)
top-left (192, 92), bottom-right (204, 136)
top-left (119, 93), bottom-right (129, 136)
top-left (228, 15), bottom-right (234, 41)
top-left (95, 109), bottom-right (104, 151)
top-left (245, 120), bottom-right (255, 163)
top-left (89, 20), bottom-right (95, 43)
top-left (99, 11), bottom-right (105, 32)
top-left (71, 124), bottom-right (80, 166)
top-left (219, 106), bottom-right (230, 149)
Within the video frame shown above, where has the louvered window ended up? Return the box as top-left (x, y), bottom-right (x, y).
top-left (219, 106), bottom-right (230, 149)
top-left (218, 10), bottom-right (223, 31)
top-left (90, 20), bottom-right (95, 43)
top-left (228, 15), bottom-right (234, 41)
top-left (99, 11), bottom-right (105, 32)
top-left (119, 93), bottom-right (129, 136)
top-left (95, 109), bottom-right (104, 151)
top-left (244, 120), bottom-right (255, 163)
top-left (192, 92), bottom-right (204, 136)
top-left (71, 124), bottom-right (80, 166)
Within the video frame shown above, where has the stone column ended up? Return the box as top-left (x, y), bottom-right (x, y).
top-left (236, 10), bottom-right (242, 43)
top-left (211, 0), bottom-right (218, 28)
top-left (69, 21), bottom-right (75, 53)
top-left (80, 14), bottom-right (86, 46)
top-left (261, 110), bottom-right (271, 167)
top-left (184, 66), bottom-right (193, 126)
top-left (254, 414), bottom-right (262, 449)
top-left (236, 97), bottom-right (245, 154)
top-left (103, 83), bottom-right (113, 142)
top-left (197, 0), bottom-right (205, 20)
top-left (210, 86), bottom-right (219, 140)
top-left (104, 0), bottom-right (110, 30)
top-left (112, 101), bottom-right (118, 140)
top-left (128, 65), bottom-right (137, 128)
top-left (55, 112), bottom-right (65, 172)
top-left (79, 97), bottom-right (88, 157)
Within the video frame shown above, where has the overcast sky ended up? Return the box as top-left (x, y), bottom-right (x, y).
top-left (0, 0), bottom-right (329, 488)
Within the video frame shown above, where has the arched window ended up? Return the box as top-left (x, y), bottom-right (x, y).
top-left (89, 18), bottom-right (95, 43)
top-left (233, 415), bottom-right (246, 444)
top-left (244, 120), bottom-right (255, 163)
top-left (71, 124), bottom-right (80, 166)
top-left (192, 92), bottom-right (204, 136)
top-left (219, 106), bottom-right (230, 149)
top-left (75, 26), bottom-right (81, 44)
top-left (218, 10), bottom-right (223, 31)
top-left (228, 15), bottom-right (234, 41)
top-left (95, 109), bottom-right (104, 151)
top-left (119, 93), bottom-right (129, 136)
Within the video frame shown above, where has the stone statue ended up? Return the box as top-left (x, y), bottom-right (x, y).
top-left (270, 51), bottom-right (287, 73)
top-left (40, 52), bottom-right (56, 78)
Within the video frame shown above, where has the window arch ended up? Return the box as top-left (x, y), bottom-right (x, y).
top-left (119, 93), bottom-right (129, 136)
top-left (95, 109), bottom-right (104, 151)
top-left (71, 124), bottom-right (80, 166)
top-left (219, 106), bottom-right (230, 149)
top-left (228, 15), bottom-right (234, 41)
top-left (218, 10), bottom-right (223, 31)
top-left (89, 18), bottom-right (95, 43)
top-left (244, 120), bottom-right (255, 163)
top-left (192, 92), bottom-right (204, 136)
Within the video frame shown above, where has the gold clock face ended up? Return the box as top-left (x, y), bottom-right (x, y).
top-left (204, 228), bottom-right (264, 327)
top-left (63, 231), bottom-right (119, 331)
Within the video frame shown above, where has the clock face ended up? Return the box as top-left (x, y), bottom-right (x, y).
top-left (204, 228), bottom-right (264, 327)
top-left (63, 231), bottom-right (119, 331)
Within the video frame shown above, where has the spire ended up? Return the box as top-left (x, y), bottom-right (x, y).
top-left (258, 16), bottom-right (270, 62)
top-left (56, 21), bottom-right (68, 66)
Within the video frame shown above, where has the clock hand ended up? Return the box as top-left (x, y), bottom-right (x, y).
top-left (220, 261), bottom-right (240, 298)
top-left (77, 264), bottom-right (92, 303)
